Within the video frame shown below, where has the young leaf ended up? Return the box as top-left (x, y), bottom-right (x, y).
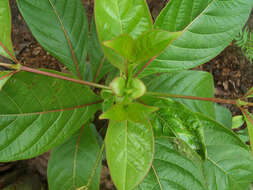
top-left (17, 0), bottom-right (89, 79)
top-left (0, 71), bottom-right (101, 161)
top-left (106, 120), bottom-right (154, 190)
top-left (144, 70), bottom-right (215, 118)
top-left (48, 125), bottom-right (102, 190)
top-left (95, 0), bottom-right (153, 70)
top-left (100, 103), bottom-right (158, 123)
top-left (137, 0), bottom-right (253, 76)
top-left (0, 71), bottom-right (13, 90)
top-left (0, 0), bottom-right (15, 59)
top-left (136, 137), bottom-right (206, 190)
top-left (232, 115), bottom-right (245, 129)
top-left (104, 30), bottom-right (182, 64)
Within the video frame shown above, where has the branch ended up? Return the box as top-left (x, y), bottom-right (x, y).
top-left (21, 65), bottom-right (111, 90)
top-left (146, 92), bottom-right (238, 105)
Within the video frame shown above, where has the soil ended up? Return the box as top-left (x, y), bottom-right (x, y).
top-left (0, 0), bottom-right (252, 189)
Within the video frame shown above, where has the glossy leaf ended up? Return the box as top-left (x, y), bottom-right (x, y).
top-left (144, 70), bottom-right (215, 118)
top-left (17, 0), bottom-right (89, 79)
top-left (200, 114), bottom-right (253, 190)
top-left (104, 30), bottom-right (182, 63)
top-left (100, 103), bottom-right (158, 123)
top-left (88, 19), bottom-right (116, 82)
top-left (137, 0), bottom-right (253, 76)
top-left (0, 71), bottom-right (13, 90)
top-left (94, 0), bottom-right (153, 70)
top-left (106, 120), bottom-right (154, 190)
top-left (137, 111), bottom-right (253, 190)
top-left (136, 137), bottom-right (206, 190)
top-left (0, 71), bottom-right (101, 161)
top-left (48, 125), bottom-right (102, 190)
top-left (214, 104), bottom-right (232, 129)
top-left (150, 98), bottom-right (207, 159)
top-left (0, 0), bottom-right (15, 59)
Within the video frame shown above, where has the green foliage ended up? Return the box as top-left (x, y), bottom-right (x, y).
top-left (0, 0), bottom-right (252, 190)
top-left (235, 26), bottom-right (253, 63)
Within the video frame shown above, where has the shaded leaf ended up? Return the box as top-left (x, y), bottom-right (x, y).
top-left (106, 120), bottom-right (154, 190)
top-left (48, 125), bottom-right (102, 190)
top-left (0, 0), bottom-right (15, 59)
top-left (214, 104), bottom-right (232, 129)
top-left (0, 70), bottom-right (101, 161)
top-left (95, 0), bottom-right (153, 70)
top-left (0, 71), bottom-right (13, 90)
top-left (137, 0), bottom-right (253, 76)
top-left (232, 115), bottom-right (245, 129)
top-left (17, 0), bottom-right (89, 78)
top-left (242, 110), bottom-right (253, 154)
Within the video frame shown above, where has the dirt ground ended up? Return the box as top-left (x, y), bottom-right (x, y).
top-left (0, 0), bottom-right (252, 189)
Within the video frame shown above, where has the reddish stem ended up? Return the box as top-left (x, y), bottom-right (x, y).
top-left (0, 41), bottom-right (19, 63)
top-left (147, 92), bottom-right (238, 105)
top-left (135, 56), bottom-right (157, 77)
top-left (0, 70), bottom-right (19, 80)
top-left (20, 65), bottom-right (111, 90)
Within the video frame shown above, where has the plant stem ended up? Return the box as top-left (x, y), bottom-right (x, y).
top-left (20, 65), bottom-right (111, 90)
top-left (135, 56), bottom-right (157, 77)
top-left (146, 92), bottom-right (238, 105)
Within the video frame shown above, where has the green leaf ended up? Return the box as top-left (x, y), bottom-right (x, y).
top-left (88, 19), bottom-right (116, 82)
top-left (106, 120), bottom-right (154, 190)
top-left (144, 70), bottom-right (215, 118)
top-left (150, 98), bottom-right (207, 160)
top-left (214, 104), bottom-right (232, 129)
top-left (104, 30), bottom-right (182, 64)
top-left (0, 71), bottom-right (13, 90)
top-left (137, 0), bottom-right (253, 77)
top-left (17, 0), bottom-right (89, 79)
top-left (100, 103), bottom-right (158, 123)
top-left (200, 113), bottom-right (253, 190)
top-left (0, 71), bottom-right (101, 161)
top-left (232, 115), bottom-right (245, 129)
top-left (242, 111), bottom-right (253, 154)
top-left (137, 112), bottom-right (253, 190)
top-left (48, 125), bottom-right (102, 190)
top-left (0, 0), bottom-right (15, 59)
top-left (136, 137), bottom-right (206, 190)
top-left (95, 0), bottom-right (153, 70)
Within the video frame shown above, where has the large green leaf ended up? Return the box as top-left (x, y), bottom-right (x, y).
top-left (48, 125), bottom-right (102, 190)
top-left (137, 106), bottom-right (253, 190)
top-left (149, 98), bottom-right (207, 159)
top-left (88, 19), bottom-right (116, 82)
top-left (200, 114), bottom-right (253, 190)
top-left (136, 137), bottom-right (206, 190)
top-left (242, 110), bottom-right (253, 154)
top-left (136, 0), bottom-right (253, 76)
top-left (0, 0), bottom-right (14, 59)
top-left (17, 0), bottom-right (89, 79)
top-left (94, 0), bottom-right (153, 70)
top-left (214, 103), bottom-right (232, 129)
top-left (144, 70), bottom-right (215, 118)
top-left (0, 71), bottom-right (101, 161)
top-left (106, 120), bottom-right (154, 190)
top-left (104, 30), bottom-right (182, 64)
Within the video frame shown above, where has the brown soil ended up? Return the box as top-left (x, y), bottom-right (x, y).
top-left (0, 1), bottom-right (252, 190)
